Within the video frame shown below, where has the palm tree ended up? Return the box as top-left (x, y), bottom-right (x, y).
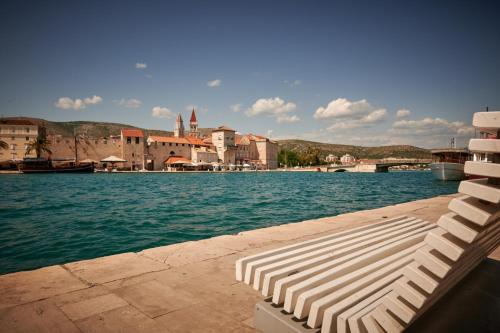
top-left (0, 139), bottom-right (8, 150)
top-left (25, 137), bottom-right (52, 158)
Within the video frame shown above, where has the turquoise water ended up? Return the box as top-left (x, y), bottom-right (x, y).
top-left (0, 171), bottom-right (458, 274)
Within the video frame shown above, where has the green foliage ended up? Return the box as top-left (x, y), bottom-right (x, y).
top-left (278, 140), bottom-right (431, 161)
top-left (25, 138), bottom-right (52, 158)
top-left (278, 149), bottom-right (301, 167)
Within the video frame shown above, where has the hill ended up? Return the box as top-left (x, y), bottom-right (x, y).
top-left (277, 139), bottom-right (431, 160)
top-left (1, 116), bottom-right (213, 138)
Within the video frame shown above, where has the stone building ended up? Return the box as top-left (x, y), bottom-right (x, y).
top-left (325, 154), bottom-right (338, 163)
top-left (120, 129), bottom-right (145, 170)
top-left (212, 126), bottom-right (237, 164)
top-left (340, 153), bottom-right (356, 165)
top-left (174, 114), bottom-right (185, 138)
top-left (0, 119), bottom-right (45, 161)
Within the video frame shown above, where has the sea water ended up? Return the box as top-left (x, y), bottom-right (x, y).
top-left (0, 171), bottom-right (458, 274)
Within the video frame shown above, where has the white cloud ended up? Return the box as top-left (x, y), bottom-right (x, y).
top-left (314, 98), bottom-right (388, 131)
top-left (115, 98), bottom-right (142, 109)
top-left (247, 97), bottom-right (297, 116)
top-left (314, 98), bottom-right (379, 119)
top-left (327, 109), bottom-right (388, 130)
top-left (207, 79), bottom-right (221, 87)
top-left (54, 95), bottom-right (102, 111)
top-left (230, 104), bottom-right (242, 113)
top-left (151, 106), bottom-right (175, 118)
top-left (391, 117), bottom-right (474, 136)
top-left (284, 79), bottom-right (301, 87)
top-left (396, 109), bottom-right (411, 118)
top-left (135, 62), bottom-right (147, 69)
top-left (246, 97), bottom-right (300, 124)
top-left (277, 114), bottom-right (301, 123)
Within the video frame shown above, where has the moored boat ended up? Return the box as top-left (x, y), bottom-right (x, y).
top-left (430, 148), bottom-right (471, 181)
top-left (20, 158), bottom-right (94, 173)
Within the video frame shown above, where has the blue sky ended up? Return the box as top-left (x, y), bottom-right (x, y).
top-left (1, 0), bottom-right (499, 148)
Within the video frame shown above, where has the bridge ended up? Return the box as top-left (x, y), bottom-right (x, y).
top-left (324, 159), bottom-right (432, 173)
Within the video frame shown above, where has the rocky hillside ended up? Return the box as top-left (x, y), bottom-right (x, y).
top-left (277, 139), bottom-right (431, 159)
top-left (1, 117), bottom-right (213, 138)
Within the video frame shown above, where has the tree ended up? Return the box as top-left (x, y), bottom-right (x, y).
top-left (278, 149), bottom-right (300, 167)
top-left (25, 137), bottom-right (52, 158)
top-left (0, 140), bottom-right (8, 150)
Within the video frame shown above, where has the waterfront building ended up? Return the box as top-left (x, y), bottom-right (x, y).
top-left (120, 129), bottom-right (145, 170)
top-left (212, 125), bottom-right (237, 165)
top-left (1, 109), bottom-right (278, 170)
top-left (340, 153), bottom-right (356, 165)
top-left (325, 154), bottom-right (338, 163)
top-left (0, 119), bottom-right (45, 161)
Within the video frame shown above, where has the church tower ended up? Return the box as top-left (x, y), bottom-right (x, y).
top-left (189, 108), bottom-right (200, 138)
top-left (174, 113), bottom-right (185, 138)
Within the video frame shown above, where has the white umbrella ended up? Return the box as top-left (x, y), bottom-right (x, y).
top-left (100, 155), bottom-right (127, 163)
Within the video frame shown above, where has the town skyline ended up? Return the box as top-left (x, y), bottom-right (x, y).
top-left (1, 0), bottom-right (499, 148)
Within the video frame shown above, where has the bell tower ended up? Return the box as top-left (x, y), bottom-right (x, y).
top-left (189, 108), bottom-right (200, 138)
top-left (174, 113), bottom-right (185, 138)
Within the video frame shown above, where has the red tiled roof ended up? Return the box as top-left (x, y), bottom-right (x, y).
top-left (0, 119), bottom-right (35, 125)
top-left (190, 109), bottom-right (197, 123)
top-left (121, 129), bottom-right (144, 137)
top-left (164, 156), bottom-right (191, 164)
top-left (149, 136), bottom-right (190, 144)
top-left (185, 136), bottom-right (208, 146)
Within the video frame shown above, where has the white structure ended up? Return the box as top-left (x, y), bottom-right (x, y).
top-left (340, 153), bottom-right (355, 165)
top-left (325, 154), bottom-right (338, 163)
top-left (236, 111), bottom-right (500, 333)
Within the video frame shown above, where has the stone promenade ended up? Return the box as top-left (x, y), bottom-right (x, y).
top-left (1, 194), bottom-right (498, 332)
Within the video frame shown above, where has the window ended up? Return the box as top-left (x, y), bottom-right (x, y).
top-left (127, 137), bottom-right (131, 144)
top-left (11, 137), bottom-right (15, 141)
top-left (26, 128), bottom-right (30, 133)
top-left (135, 137), bottom-right (140, 144)
top-left (162, 142), bottom-right (165, 146)
top-left (132, 153), bottom-right (135, 157)
top-left (182, 144), bottom-right (185, 146)
top-left (95, 140), bottom-right (98, 144)
top-left (176, 143), bottom-right (178, 146)
top-left (169, 143), bottom-right (172, 146)
top-left (26, 137), bottom-right (29, 141)
top-left (11, 128), bottom-right (15, 133)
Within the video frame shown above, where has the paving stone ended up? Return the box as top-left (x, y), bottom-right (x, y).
top-left (154, 303), bottom-right (244, 333)
top-left (64, 252), bottom-right (169, 284)
top-left (139, 240), bottom-right (237, 267)
top-left (0, 265), bottom-right (88, 309)
top-left (59, 293), bottom-right (128, 321)
top-left (75, 305), bottom-right (166, 333)
top-left (114, 280), bottom-right (200, 318)
top-left (0, 300), bottom-right (80, 333)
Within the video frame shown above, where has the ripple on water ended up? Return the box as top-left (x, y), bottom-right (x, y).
top-left (0, 171), bottom-right (459, 274)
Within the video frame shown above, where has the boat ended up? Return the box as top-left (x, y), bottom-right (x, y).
top-left (430, 148), bottom-right (471, 181)
top-left (20, 158), bottom-right (94, 173)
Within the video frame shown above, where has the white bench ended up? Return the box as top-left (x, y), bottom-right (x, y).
top-left (236, 111), bottom-right (500, 333)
